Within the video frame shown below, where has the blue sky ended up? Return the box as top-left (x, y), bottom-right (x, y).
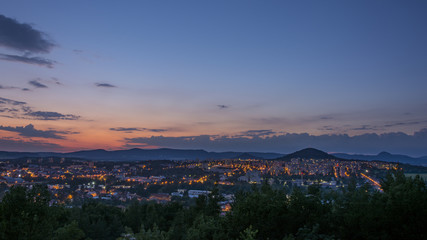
top-left (0, 1), bottom-right (426, 155)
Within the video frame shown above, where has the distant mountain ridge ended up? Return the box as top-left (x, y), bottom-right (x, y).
top-left (0, 148), bottom-right (283, 161)
top-left (1, 148), bottom-right (427, 166)
top-left (333, 152), bottom-right (427, 166)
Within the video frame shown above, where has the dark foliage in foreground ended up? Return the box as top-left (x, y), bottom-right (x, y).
top-left (0, 171), bottom-right (426, 240)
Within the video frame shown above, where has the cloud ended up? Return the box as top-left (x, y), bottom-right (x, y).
top-left (125, 129), bottom-right (427, 156)
top-left (383, 121), bottom-right (424, 128)
top-left (27, 78), bottom-right (62, 89)
top-left (0, 14), bottom-right (55, 53)
top-left (0, 107), bottom-right (19, 113)
top-left (0, 85), bottom-right (18, 90)
top-left (0, 124), bottom-right (75, 139)
top-left (28, 79), bottom-right (48, 88)
top-left (0, 53), bottom-right (55, 68)
top-left (349, 125), bottom-right (380, 131)
top-left (1, 80), bottom-right (56, 91)
top-left (0, 137), bottom-right (64, 152)
top-left (51, 77), bottom-right (62, 85)
top-left (0, 97), bottom-right (80, 121)
top-left (110, 127), bottom-right (167, 133)
top-left (25, 111), bottom-right (80, 120)
top-left (217, 104), bottom-right (229, 109)
top-left (0, 97), bottom-right (26, 105)
top-left (237, 129), bottom-right (276, 137)
top-left (95, 83), bottom-right (116, 88)
top-left (325, 121), bottom-right (427, 132)
top-left (0, 15), bottom-right (56, 67)
top-left (318, 126), bottom-right (339, 131)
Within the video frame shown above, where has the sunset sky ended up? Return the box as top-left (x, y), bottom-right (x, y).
top-left (1, 1), bottom-right (427, 155)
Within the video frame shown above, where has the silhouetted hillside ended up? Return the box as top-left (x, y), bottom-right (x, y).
top-left (0, 148), bottom-right (283, 161)
top-left (333, 152), bottom-right (427, 166)
top-left (236, 153), bottom-right (261, 160)
top-left (277, 148), bottom-right (339, 161)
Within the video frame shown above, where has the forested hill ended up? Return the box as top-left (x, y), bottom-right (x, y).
top-left (277, 148), bottom-right (341, 161)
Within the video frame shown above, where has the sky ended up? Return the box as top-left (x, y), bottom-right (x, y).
top-left (1, 1), bottom-right (427, 156)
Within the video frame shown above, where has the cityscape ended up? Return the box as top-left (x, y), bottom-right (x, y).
top-left (0, 148), bottom-right (408, 206)
top-left (1, 1), bottom-right (427, 239)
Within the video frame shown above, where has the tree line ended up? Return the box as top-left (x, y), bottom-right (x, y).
top-left (0, 171), bottom-right (426, 240)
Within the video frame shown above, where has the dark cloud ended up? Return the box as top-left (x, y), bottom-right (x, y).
top-left (27, 78), bottom-right (62, 89)
top-left (0, 97), bottom-right (26, 105)
top-left (28, 79), bottom-right (48, 88)
top-left (0, 137), bottom-right (64, 152)
top-left (319, 121), bottom-right (427, 133)
top-left (217, 105), bottom-right (229, 109)
top-left (238, 129), bottom-right (276, 137)
top-left (0, 97), bottom-right (80, 121)
top-left (25, 111), bottom-right (80, 120)
top-left (0, 53), bottom-right (55, 68)
top-left (95, 83), bottom-right (116, 88)
top-left (148, 128), bottom-right (168, 133)
top-left (350, 125), bottom-right (380, 131)
top-left (383, 121), bottom-right (424, 128)
top-left (125, 129), bottom-right (427, 156)
top-left (110, 127), bottom-right (167, 133)
top-left (0, 85), bottom-right (18, 90)
top-left (21, 88), bottom-right (30, 91)
top-left (110, 127), bottom-right (140, 132)
top-left (0, 124), bottom-right (74, 139)
top-left (0, 107), bottom-right (19, 113)
top-left (319, 126), bottom-right (338, 131)
top-left (0, 14), bottom-right (55, 53)
top-left (51, 77), bottom-right (62, 85)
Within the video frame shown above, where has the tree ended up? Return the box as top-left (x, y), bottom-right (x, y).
top-left (0, 185), bottom-right (55, 240)
top-left (239, 225), bottom-right (258, 240)
top-left (53, 221), bottom-right (85, 240)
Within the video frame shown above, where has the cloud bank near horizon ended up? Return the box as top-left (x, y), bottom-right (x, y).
top-left (125, 129), bottom-right (427, 156)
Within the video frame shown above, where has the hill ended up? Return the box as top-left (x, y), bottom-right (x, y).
top-left (333, 152), bottom-right (427, 166)
top-left (0, 148), bottom-right (284, 161)
top-left (277, 148), bottom-right (340, 161)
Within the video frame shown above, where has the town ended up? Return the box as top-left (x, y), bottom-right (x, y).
top-left (0, 155), bottom-right (399, 209)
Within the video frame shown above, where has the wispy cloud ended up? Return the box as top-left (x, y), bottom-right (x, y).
top-left (51, 77), bottom-right (62, 85)
top-left (95, 83), bottom-right (117, 88)
top-left (217, 104), bottom-right (229, 109)
top-left (110, 127), bottom-right (167, 133)
top-left (28, 79), bottom-right (48, 88)
top-left (0, 97), bottom-right (80, 121)
top-left (0, 53), bottom-right (55, 68)
top-left (0, 97), bottom-right (26, 105)
top-left (237, 129), bottom-right (276, 138)
top-left (25, 111), bottom-right (80, 121)
top-left (0, 137), bottom-right (64, 152)
top-left (0, 85), bottom-right (18, 90)
top-left (383, 121), bottom-right (425, 128)
top-left (0, 124), bottom-right (76, 139)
